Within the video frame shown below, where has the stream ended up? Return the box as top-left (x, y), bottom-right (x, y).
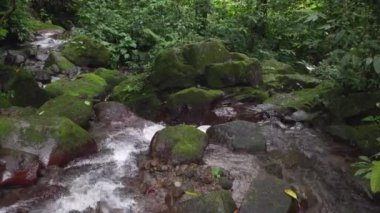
top-left (0, 30), bottom-right (379, 213)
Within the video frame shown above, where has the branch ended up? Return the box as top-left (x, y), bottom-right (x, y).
top-left (0, 0), bottom-right (17, 24)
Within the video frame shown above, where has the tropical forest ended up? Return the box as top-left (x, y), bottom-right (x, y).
top-left (0, 0), bottom-right (380, 212)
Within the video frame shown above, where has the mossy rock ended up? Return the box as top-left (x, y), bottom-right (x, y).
top-left (182, 39), bottom-right (230, 70)
top-left (45, 73), bottom-right (107, 99)
top-left (150, 40), bottom-right (231, 90)
top-left (94, 68), bottom-right (125, 89)
top-left (326, 124), bottom-right (380, 155)
top-left (0, 106), bottom-right (37, 117)
top-left (230, 52), bottom-right (250, 61)
top-left (45, 51), bottom-right (76, 74)
top-left (0, 93), bottom-right (12, 108)
top-left (261, 58), bottom-right (295, 75)
top-left (168, 87), bottom-right (223, 109)
top-left (263, 73), bottom-right (321, 92)
top-left (38, 95), bottom-right (93, 127)
top-left (150, 125), bottom-right (207, 164)
top-left (0, 115), bottom-right (96, 166)
top-left (176, 190), bottom-right (237, 213)
top-left (224, 87), bottom-right (269, 102)
top-left (265, 81), bottom-right (335, 111)
top-left (111, 73), bottom-right (161, 116)
top-left (0, 65), bottom-right (48, 107)
top-left (149, 47), bottom-right (198, 90)
top-left (62, 35), bottom-right (111, 67)
top-left (205, 58), bottom-right (263, 89)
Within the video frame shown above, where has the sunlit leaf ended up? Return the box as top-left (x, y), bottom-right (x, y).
top-left (284, 188), bottom-right (298, 200)
top-left (84, 101), bottom-right (91, 106)
top-left (185, 191), bottom-right (199, 197)
top-left (370, 161), bottom-right (380, 193)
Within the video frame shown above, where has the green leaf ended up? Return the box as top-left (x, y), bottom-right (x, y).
top-left (211, 167), bottom-right (222, 179)
top-left (374, 55), bottom-right (380, 74)
top-left (370, 161), bottom-right (380, 193)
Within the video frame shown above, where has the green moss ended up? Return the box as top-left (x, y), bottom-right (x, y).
top-left (265, 81), bottom-right (335, 111)
top-left (38, 95), bottom-right (92, 127)
top-left (205, 58), bottom-right (263, 88)
top-left (45, 73), bottom-right (107, 99)
top-left (27, 19), bottom-right (63, 32)
top-left (62, 35), bottom-right (111, 67)
top-left (230, 52), bottom-right (250, 61)
top-left (21, 127), bottom-right (45, 144)
top-left (45, 52), bottom-right (75, 72)
top-left (94, 68), bottom-right (125, 88)
top-left (0, 118), bottom-right (14, 140)
top-left (52, 117), bottom-right (91, 150)
top-left (225, 87), bottom-right (269, 102)
top-left (158, 124), bottom-right (207, 163)
top-left (261, 58), bottom-right (295, 74)
top-left (263, 73), bottom-right (321, 91)
top-left (168, 87), bottom-right (223, 108)
top-left (0, 65), bottom-right (48, 107)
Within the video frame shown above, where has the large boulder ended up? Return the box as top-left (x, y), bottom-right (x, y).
top-left (45, 73), bottom-right (107, 99)
top-left (111, 73), bottom-right (161, 117)
top-left (265, 81), bottom-right (335, 111)
top-left (240, 172), bottom-right (292, 213)
top-left (150, 125), bottom-right (207, 164)
top-left (38, 95), bottom-right (93, 127)
top-left (207, 120), bottom-right (267, 153)
top-left (0, 115), bottom-right (97, 168)
top-left (0, 65), bottom-right (48, 107)
top-left (261, 58), bottom-right (295, 75)
top-left (150, 40), bottom-right (230, 90)
top-left (224, 87), bottom-right (269, 102)
top-left (205, 58), bottom-right (263, 89)
top-left (62, 35), bottom-right (111, 67)
top-left (176, 190), bottom-right (237, 213)
top-left (326, 124), bottom-right (380, 155)
top-left (168, 87), bottom-right (223, 109)
top-left (94, 68), bottom-right (125, 89)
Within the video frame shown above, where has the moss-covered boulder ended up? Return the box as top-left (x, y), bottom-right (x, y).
top-left (0, 106), bottom-right (36, 117)
top-left (38, 95), bottom-right (93, 127)
top-left (240, 172), bottom-right (292, 213)
top-left (205, 58), bottom-right (263, 89)
top-left (150, 125), bottom-right (207, 164)
top-left (324, 91), bottom-right (380, 121)
top-left (326, 124), bottom-right (380, 154)
top-left (62, 35), bottom-right (111, 67)
top-left (229, 52), bottom-right (250, 61)
top-left (207, 120), bottom-right (267, 153)
top-left (224, 87), bottom-right (269, 102)
top-left (150, 40), bottom-right (230, 90)
top-left (0, 65), bottom-right (48, 107)
top-left (45, 73), bottom-right (107, 99)
top-left (265, 81), bottom-right (335, 111)
top-left (168, 87), bottom-right (223, 109)
top-left (0, 115), bottom-right (97, 167)
top-left (94, 68), bottom-right (125, 89)
top-left (263, 73), bottom-right (321, 92)
top-left (176, 190), bottom-right (237, 213)
top-left (111, 73), bottom-right (161, 116)
top-left (44, 51), bottom-right (76, 75)
top-left (261, 58), bottom-right (295, 74)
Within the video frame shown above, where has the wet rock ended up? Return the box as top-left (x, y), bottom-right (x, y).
top-left (44, 51), bottom-right (76, 76)
top-left (219, 177), bottom-right (233, 190)
top-left (168, 87), bottom-right (223, 110)
top-left (34, 70), bottom-right (52, 83)
top-left (150, 125), bottom-right (208, 164)
top-left (45, 73), bottom-right (107, 99)
top-left (205, 58), bottom-right (263, 89)
top-left (224, 87), bottom-right (269, 103)
top-left (240, 172), bottom-right (292, 213)
top-left (0, 115), bottom-right (97, 167)
top-left (38, 95), bottom-right (93, 127)
top-left (93, 101), bottom-right (135, 123)
top-left (0, 64), bottom-right (49, 107)
top-left (94, 68), bottom-right (125, 89)
top-left (111, 73), bottom-right (161, 117)
top-left (4, 50), bottom-right (26, 66)
top-left (62, 35), bottom-right (111, 67)
top-left (0, 149), bottom-right (40, 187)
top-left (176, 190), bottom-right (237, 213)
top-left (150, 40), bottom-right (230, 90)
top-left (207, 120), bottom-right (267, 153)
top-left (325, 124), bottom-right (380, 154)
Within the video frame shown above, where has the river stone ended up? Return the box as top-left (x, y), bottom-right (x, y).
top-left (0, 64), bottom-right (48, 107)
top-left (38, 95), bottom-right (93, 127)
top-left (62, 35), bottom-right (111, 67)
top-left (207, 120), bottom-right (267, 153)
top-left (0, 149), bottom-right (40, 187)
top-left (44, 51), bottom-right (76, 76)
top-left (45, 73), bottom-right (107, 99)
top-left (150, 125), bottom-right (207, 164)
top-left (168, 87), bottom-right (223, 109)
top-left (240, 172), bottom-right (292, 213)
top-left (94, 68), bottom-right (125, 89)
top-left (205, 58), bottom-right (263, 89)
top-left (0, 115), bottom-right (97, 167)
top-left (176, 190), bottom-right (237, 213)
